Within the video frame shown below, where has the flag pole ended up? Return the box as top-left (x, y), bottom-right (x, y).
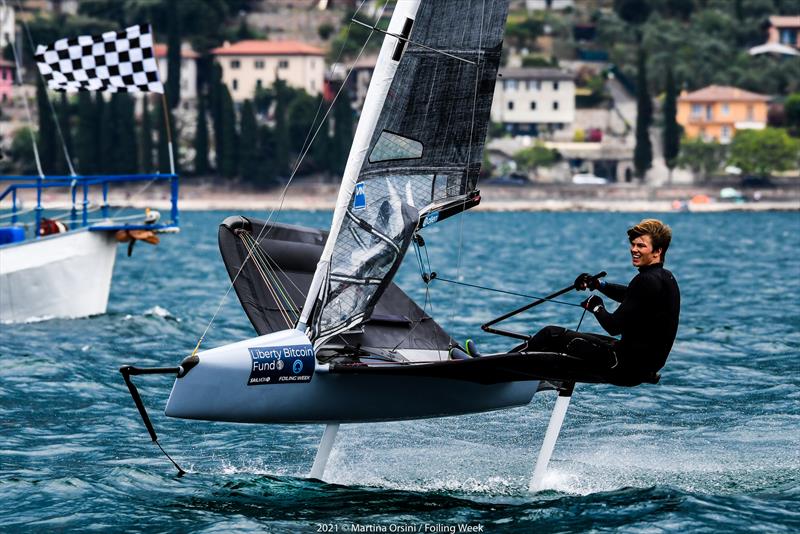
top-left (160, 92), bottom-right (176, 175)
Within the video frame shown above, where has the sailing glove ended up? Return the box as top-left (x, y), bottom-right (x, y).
top-left (574, 273), bottom-right (602, 291)
top-left (580, 295), bottom-right (605, 314)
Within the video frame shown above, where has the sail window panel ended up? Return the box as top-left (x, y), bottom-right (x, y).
top-left (369, 131), bottom-right (424, 163)
top-left (315, 178), bottom-right (421, 338)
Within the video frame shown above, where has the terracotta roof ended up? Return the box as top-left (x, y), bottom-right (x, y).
top-left (769, 15), bottom-right (800, 28)
top-left (211, 40), bottom-right (325, 57)
top-left (498, 67), bottom-right (574, 81)
top-left (0, 58), bottom-right (15, 68)
top-left (154, 44), bottom-right (200, 60)
top-left (678, 85), bottom-right (770, 102)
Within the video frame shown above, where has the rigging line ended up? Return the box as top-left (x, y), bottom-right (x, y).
top-left (433, 276), bottom-right (583, 308)
top-left (239, 233), bottom-right (293, 328)
top-left (350, 18), bottom-right (477, 65)
top-left (451, 0), bottom-right (487, 325)
top-left (3, 0), bottom-right (43, 177)
top-left (15, 0), bottom-right (77, 176)
top-left (258, 248), bottom-right (305, 314)
top-left (188, 2), bottom-right (390, 356)
top-left (246, 235), bottom-right (299, 320)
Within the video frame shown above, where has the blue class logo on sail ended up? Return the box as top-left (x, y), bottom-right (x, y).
top-left (247, 344), bottom-right (315, 386)
top-left (353, 182), bottom-right (366, 210)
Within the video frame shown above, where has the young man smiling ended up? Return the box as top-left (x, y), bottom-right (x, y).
top-left (528, 219), bottom-right (681, 385)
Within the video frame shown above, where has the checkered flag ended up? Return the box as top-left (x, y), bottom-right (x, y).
top-left (35, 24), bottom-right (164, 93)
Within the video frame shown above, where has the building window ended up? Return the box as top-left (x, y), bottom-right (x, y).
top-left (553, 101), bottom-right (559, 110)
top-left (255, 60), bottom-right (265, 69)
top-left (508, 101), bottom-right (514, 110)
top-left (256, 79), bottom-right (262, 90)
top-left (279, 60), bottom-right (289, 69)
top-left (311, 80), bottom-right (316, 91)
top-left (721, 126), bottom-right (731, 141)
top-left (747, 105), bottom-right (754, 121)
top-left (504, 79), bottom-right (518, 90)
top-left (705, 104), bottom-right (712, 120)
top-left (530, 101), bottom-right (537, 110)
top-left (779, 28), bottom-right (797, 45)
top-left (230, 59), bottom-right (240, 69)
top-left (232, 79), bottom-right (238, 90)
top-left (526, 80), bottom-right (538, 90)
top-left (553, 81), bottom-right (559, 90)
top-left (691, 104), bottom-right (702, 118)
top-left (721, 103), bottom-right (729, 115)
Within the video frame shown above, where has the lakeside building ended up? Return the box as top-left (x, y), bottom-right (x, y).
top-left (526, 0), bottom-right (574, 10)
top-left (677, 85), bottom-right (770, 144)
top-left (155, 43), bottom-right (200, 105)
top-left (326, 54), bottom-right (377, 110)
top-left (0, 59), bottom-right (13, 103)
top-left (211, 40), bottom-right (325, 102)
top-left (491, 67), bottom-right (575, 136)
top-left (767, 15), bottom-right (800, 49)
top-left (0, 4), bottom-right (13, 49)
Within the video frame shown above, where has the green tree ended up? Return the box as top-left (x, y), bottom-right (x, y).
top-left (634, 47), bottom-right (652, 180)
top-left (139, 95), bottom-right (154, 173)
top-left (113, 94), bottom-right (138, 174)
top-left (614, 0), bottom-right (652, 27)
top-left (157, 100), bottom-right (176, 173)
top-left (662, 64), bottom-right (680, 182)
top-left (94, 93), bottom-right (109, 173)
top-left (194, 94), bottom-right (210, 175)
top-left (677, 137), bottom-right (725, 182)
top-left (728, 128), bottom-right (800, 177)
top-left (256, 124), bottom-right (277, 187)
top-left (785, 93), bottom-right (800, 135)
top-left (513, 143), bottom-right (558, 177)
top-left (56, 93), bottom-right (74, 175)
top-left (166, 0), bottom-right (182, 109)
top-left (35, 76), bottom-right (57, 174)
top-left (239, 99), bottom-right (258, 180)
top-left (218, 85), bottom-right (238, 178)
top-left (76, 92), bottom-right (95, 174)
top-left (506, 17), bottom-right (543, 50)
top-left (9, 127), bottom-right (38, 174)
top-left (330, 94), bottom-right (355, 176)
top-left (273, 80), bottom-right (291, 177)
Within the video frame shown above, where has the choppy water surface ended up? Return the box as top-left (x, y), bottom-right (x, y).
top-left (1, 211), bottom-right (798, 533)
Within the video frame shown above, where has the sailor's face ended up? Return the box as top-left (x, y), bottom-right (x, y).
top-left (630, 235), bottom-right (660, 267)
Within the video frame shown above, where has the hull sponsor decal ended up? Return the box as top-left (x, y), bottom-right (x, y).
top-left (247, 344), bottom-right (314, 386)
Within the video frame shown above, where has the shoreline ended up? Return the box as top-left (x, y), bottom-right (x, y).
top-left (6, 183), bottom-right (799, 213)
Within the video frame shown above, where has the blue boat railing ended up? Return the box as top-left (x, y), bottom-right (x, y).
top-left (0, 173), bottom-right (179, 238)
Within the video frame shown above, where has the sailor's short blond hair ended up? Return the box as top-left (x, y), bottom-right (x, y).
top-left (627, 219), bottom-right (672, 260)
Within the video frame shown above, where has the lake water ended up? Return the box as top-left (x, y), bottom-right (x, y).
top-left (1, 210), bottom-right (798, 532)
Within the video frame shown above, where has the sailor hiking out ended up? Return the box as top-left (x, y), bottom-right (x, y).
top-left (528, 219), bottom-right (681, 386)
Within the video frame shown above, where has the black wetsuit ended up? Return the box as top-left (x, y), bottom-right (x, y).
top-left (529, 263), bottom-right (680, 383)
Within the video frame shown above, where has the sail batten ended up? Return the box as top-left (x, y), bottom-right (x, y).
top-left (301, 0), bottom-right (511, 346)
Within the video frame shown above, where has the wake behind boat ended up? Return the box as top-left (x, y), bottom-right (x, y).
top-left (120, 0), bottom-right (663, 489)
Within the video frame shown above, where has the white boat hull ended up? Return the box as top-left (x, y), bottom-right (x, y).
top-left (0, 230), bottom-right (118, 323)
top-left (164, 329), bottom-right (542, 424)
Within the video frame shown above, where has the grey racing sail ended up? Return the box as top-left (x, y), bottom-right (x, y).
top-left (299, 0), bottom-right (511, 346)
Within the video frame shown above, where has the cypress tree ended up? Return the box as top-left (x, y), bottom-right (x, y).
top-left (156, 100), bottom-right (174, 173)
top-left (662, 64), bottom-right (680, 183)
top-left (208, 63), bottom-right (224, 171)
top-left (331, 95), bottom-right (354, 176)
top-left (194, 94), bottom-right (210, 175)
top-left (107, 94), bottom-right (121, 173)
top-left (35, 76), bottom-right (57, 174)
top-left (257, 124), bottom-right (277, 186)
top-left (76, 92), bottom-right (95, 174)
top-left (239, 99), bottom-right (258, 181)
top-left (139, 96), bottom-right (153, 173)
top-left (633, 47), bottom-right (652, 180)
top-left (116, 94), bottom-right (138, 174)
top-left (94, 93), bottom-right (109, 173)
top-left (57, 93), bottom-right (73, 175)
top-left (219, 85), bottom-right (238, 178)
top-left (273, 79), bottom-right (290, 177)
top-left (166, 0), bottom-right (181, 109)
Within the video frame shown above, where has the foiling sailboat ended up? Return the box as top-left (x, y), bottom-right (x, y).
top-left (121, 0), bottom-right (659, 489)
